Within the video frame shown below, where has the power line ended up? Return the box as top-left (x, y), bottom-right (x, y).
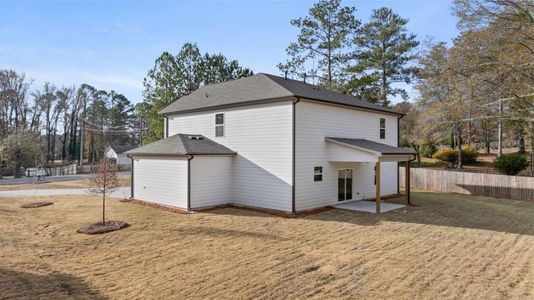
top-left (480, 93), bottom-right (534, 107)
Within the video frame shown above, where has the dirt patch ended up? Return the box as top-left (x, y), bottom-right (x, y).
top-left (20, 202), bottom-right (53, 208)
top-left (77, 220), bottom-right (129, 234)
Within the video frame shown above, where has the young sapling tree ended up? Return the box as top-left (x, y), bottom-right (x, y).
top-left (88, 156), bottom-right (119, 225)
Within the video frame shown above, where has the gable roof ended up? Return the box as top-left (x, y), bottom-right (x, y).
top-left (108, 144), bottom-right (139, 154)
top-left (325, 137), bottom-right (416, 155)
top-left (125, 134), bottom-right (237, 157)
top-left (159, 73), bottom-right (401, 116)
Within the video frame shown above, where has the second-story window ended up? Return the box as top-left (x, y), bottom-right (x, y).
top-left (314, 166), bottom-right (323, 182)
top-left (380, 118), bottom-right (386, 139)
top-left (215, 113), bottom-right (224, 137)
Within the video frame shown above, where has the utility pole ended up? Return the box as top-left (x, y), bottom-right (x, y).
top-left (79, 119), bottom-right (84, 167)
top-left (497, 99), bottom-right (503, 157)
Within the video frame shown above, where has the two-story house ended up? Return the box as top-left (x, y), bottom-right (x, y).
top-left (126, 73), bottom-right (415, 214)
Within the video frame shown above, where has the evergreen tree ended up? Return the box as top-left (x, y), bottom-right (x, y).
top-left (347, 7), bottom-right (419, 106)
top-left (141, 43), bottom-right (253, 144)
top-left (278, 0), bottom-right (359, 89)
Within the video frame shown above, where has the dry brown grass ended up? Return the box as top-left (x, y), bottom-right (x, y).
top-left (0, 191), bottom-right (532, 299)
top-left (0, 176), bottom-right (130, 191)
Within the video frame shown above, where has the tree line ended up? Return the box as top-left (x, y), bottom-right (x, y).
top-left (1, 0), bottom-right (532, 178)
top-left (401, 0), bottom-right (533, 173)
top-left (0, 71), bottom-right (137, 177)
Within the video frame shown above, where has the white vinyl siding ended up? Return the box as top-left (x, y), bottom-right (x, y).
top-left (295, 101), bottom-right (399, 211)
top-left (117, 154), bottom-right (131, 165)
top-left (168, 101), bottom-right (293, 212)
top-left (133, 157), bottom-right (188, 209)
top-left (190, 156), bottom-right (233, 208)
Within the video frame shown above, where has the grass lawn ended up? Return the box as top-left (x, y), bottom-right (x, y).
top-left (0, 191), bottom-right (532, 299)
top-left (0, 176), bottom-right (130, 191)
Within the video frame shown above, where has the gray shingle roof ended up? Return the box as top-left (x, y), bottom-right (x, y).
top-left (159, 73), bottom-right (401, 116)
top-left (109, 144), bottom-right (139, 154)
top-left (325, 137), bottom-right (416, 155)
top-left (125, 134), bottom-right (237, 156)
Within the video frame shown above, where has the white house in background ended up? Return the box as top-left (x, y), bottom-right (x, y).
top-left (126, 73), bottom-right (415, 214)
top-left (104, 144), bottom-right (138, 165)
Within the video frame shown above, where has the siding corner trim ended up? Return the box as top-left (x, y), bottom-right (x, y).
top-left (292, 98), bottom-right (300, 214)
top-left (128, 155), bottom-right (134, 199)
top-left (187, 155), bottom-right (194, 211)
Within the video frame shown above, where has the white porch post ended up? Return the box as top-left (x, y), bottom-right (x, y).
top-left (375, 161), bottom-right (381, 214)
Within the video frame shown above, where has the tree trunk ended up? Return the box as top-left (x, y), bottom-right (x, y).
top-left (102, 192), bottom-right (106, 225)
top-left (381, 67), bottom-right (387, 106)
top-left (15, 160), bottom-right (21, 178)
top-left (456, 126), bottom-right (463, 170)
top-left (519, 136), bottom-right (525, 153)
top-left (102, 161), bottom-right (107, 225)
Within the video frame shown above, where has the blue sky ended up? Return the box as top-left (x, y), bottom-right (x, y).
top-left (0, 0), bottom-right (458, 104)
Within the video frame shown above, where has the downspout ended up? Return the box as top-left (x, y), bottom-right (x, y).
top-left (187, 155), bottom-right (194, 211)
top-left (127, 154), bottom-right (134, 199)
top-left (405, 153), bottom-right (417, 206)
top-left (292, 97), bottom-right (300, 214)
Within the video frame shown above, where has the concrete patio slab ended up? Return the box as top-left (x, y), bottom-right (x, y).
top-left (334, 200), bottom-right (405, 213)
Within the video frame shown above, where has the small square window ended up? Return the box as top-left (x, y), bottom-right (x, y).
top-left (314, 166), bottom-right (323, 182)
top-left (215, 113), bottom-right (224, 125)
top-left (215, 126), bottom-right (224, 137)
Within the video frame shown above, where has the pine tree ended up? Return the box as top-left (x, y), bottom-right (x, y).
top-left (347, 7), bottom-right (419, 106)
top-left (278, 0), bottom-right (359, 89)
top-left (141, 43), bottom-right (252, 144)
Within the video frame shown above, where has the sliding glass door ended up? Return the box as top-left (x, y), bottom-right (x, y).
top-left (338, 169), bottom-right (353, 202)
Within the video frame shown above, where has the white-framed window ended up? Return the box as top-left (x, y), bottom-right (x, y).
top-left (380, 118), bottom-right (386, 139)
top-left (314, 166), bottom-right (323, 182)
top-left (215, 113), bottom-right (224, 137)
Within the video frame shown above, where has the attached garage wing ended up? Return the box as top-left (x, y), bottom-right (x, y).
top-left (126, 134), bottom-right (237, 210)
top-left (133, 157), bottom-right (189, 209)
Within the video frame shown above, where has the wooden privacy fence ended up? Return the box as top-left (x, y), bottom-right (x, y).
top-left (46, 164), bottom-right (77, 176)
top-left (400, 167), bottom-right (534, 201)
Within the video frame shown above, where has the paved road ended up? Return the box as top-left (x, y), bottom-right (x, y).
top-left (0, 187), bottom-right (131, 199)
top-left (0, 172), bottom-right (129, 185)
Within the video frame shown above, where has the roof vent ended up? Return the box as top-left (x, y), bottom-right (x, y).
top-left (188, 135), bottom-right (204, 140)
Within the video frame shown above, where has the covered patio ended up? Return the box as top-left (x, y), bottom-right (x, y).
top-left (325, 137), bottom-right (416, 214)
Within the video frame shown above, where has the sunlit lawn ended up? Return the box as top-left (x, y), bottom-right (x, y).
top-left (0, 191), bottom-right (532, 299)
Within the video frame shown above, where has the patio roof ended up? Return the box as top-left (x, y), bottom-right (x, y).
top-left (325, 137), bottom-right (416, 162)
top-left (324, 137), bottom-right (415, 214)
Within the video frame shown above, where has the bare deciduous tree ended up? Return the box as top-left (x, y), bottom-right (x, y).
top-left (88, 156), bottom-right (119, 225)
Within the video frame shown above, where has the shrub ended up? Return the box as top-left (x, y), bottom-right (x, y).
top-left (461, 146), bottom-right (479, 165)
top-left (493, 153), bottom-right (529, 175)
top-left (420, 143), bottom-right (437, 158)
top-left (432, 148), bottom-right (457, 163)
top-left (432, 146), bottom-right (479, 165)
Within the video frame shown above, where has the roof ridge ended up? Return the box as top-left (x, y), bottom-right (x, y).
top-left (259, 73), bottom-right (295, 97)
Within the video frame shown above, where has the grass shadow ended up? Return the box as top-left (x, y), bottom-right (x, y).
top-left (192, 192), bottom-right (533, 235)
top-left (171, 225), bottom-right (288, 241)
top-left (0, 268), bottom-right (105, 299)
top-left (310, 191), bottom-right (534, 235)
